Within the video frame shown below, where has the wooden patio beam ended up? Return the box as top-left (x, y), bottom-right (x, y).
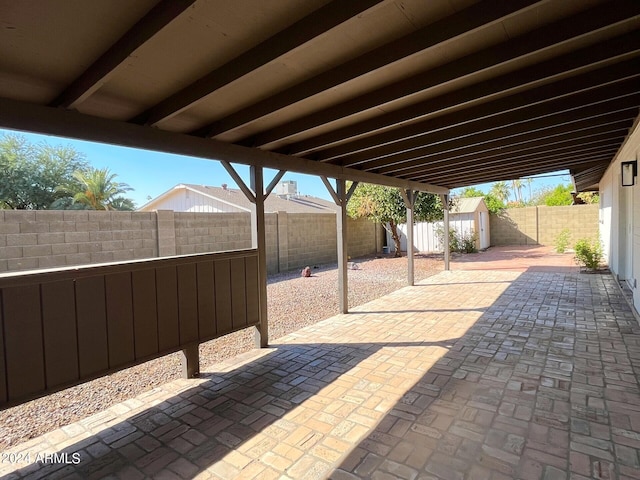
top-left (377, 115), bottom-right (635, 176)
top-left (201, 0), bottom-right (540, 138)
top-left (277, 19), bottom-right (640, 156)
top-left (0, 97), bottom-right (448, 195)
top-left (50, 0), bottom-right (196, 109)
top-left (336, 77), bottom-right (640, 168)
top-left (407, 140), bottom-right (623, 181)
top-left (134, 0), bottom-right (384, 126)
top-left (373, 115), bottom-right (635, 176)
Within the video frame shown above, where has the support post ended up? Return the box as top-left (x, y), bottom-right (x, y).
top-left (441, 194), bottom-right (450, 271)
top-left (337, 179), bottom-right (349, 313)
top-left (250, 165), bottom-right (269, 347)
top-left (181, 344), bottom-right (199, 378)
top-left (323, 177), bottom-right (351, 314)
top-left (402, 190), bottom-right (416, 286)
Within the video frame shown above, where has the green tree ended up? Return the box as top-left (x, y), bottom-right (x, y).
top-left (347, 183), bottom-right (443, 257)
top-left (541, 184), bottom-right (573, 206)
top-left (67, 167), bottom-right (134, 210)
top-left (489, 181), bottom-right (510, 203)
top-left (576, 191), bottom-right (599, 204)
top-left (456, 186), bottom-right (504, 214)
top-left (511, 179), bottom-right (523, 203)
top-left (0, 134), bottom-right (88, 209)
top-left (459, 186), bottom-right (485, 197)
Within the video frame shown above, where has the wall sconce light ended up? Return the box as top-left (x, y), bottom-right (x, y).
top-left (621, 160), bottom-right (637, 187)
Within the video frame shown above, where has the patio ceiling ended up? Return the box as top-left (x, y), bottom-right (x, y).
top-left (0, 0), bottom-right (638, 192)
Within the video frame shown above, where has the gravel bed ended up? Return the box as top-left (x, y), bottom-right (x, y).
top-left (0, 253), bottom-right (442, 449)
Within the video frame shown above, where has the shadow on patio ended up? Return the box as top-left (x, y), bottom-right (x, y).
top-left (3, 265), bottom-right (640, 479)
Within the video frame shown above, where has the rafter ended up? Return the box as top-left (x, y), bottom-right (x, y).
top-left (133, 0), bottom-right (384, 126)
top-left (365, 96), bottom-right (640, 174)
top-left (257, 5), bottom-right (640, 152)
top-left (402, 138), bottom-right (623, 181)
top-left (376, 119), bottom-right (634, 176)
top-left (323, 71), bottom-right (640, 166)
top-left (50, 0), bottom-right (196, 109)
top-left (200, 0), bottom-right (540, 139)
top-left (408, 141), bottom-right (622, 183)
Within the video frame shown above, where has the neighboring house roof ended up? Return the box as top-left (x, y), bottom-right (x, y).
top-left (451, 197), bottom-right (488, 214)
top-left (139, 184), bottom-right (337, 214)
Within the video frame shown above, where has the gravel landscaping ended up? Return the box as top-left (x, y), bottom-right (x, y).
top-left (0, 253), bottom-right (443, 449)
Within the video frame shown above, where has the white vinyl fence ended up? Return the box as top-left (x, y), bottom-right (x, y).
top-left (386, 214), bottom-right (479, 253)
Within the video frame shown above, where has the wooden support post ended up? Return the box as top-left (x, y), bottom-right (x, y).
top-left (181, 344), bottom-right (199, 378)
top-left (337, 180), bottom-right (349, 313)
top-left (222, 161), bottom-right (278, 348)
top-left (250, 165), bottom-right (269, 347)
top-left (402, 190), bottom-right (416, 286)
top-left (323, 177), bottom-right (353, 314)
top-left (441, 194), bottom-right (450, 271)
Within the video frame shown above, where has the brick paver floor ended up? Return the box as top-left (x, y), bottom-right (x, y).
top-left (2, 254), bottom-right (640, 479)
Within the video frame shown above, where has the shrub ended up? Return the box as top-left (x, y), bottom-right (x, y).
top-left (436, 227), bottom-right (478, 254)
top-left (574, 237), bottom-right (603, 270)
top-left (554, 229), bottom-right (571, 253)
top-left (457, 230), bottom-right (478, 253)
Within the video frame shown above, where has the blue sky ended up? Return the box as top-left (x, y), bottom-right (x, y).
top-left (1, 128), bottom-right (572, 207)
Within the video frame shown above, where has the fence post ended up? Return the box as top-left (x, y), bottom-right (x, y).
top-left (181, 344), bottom-right (199, 378)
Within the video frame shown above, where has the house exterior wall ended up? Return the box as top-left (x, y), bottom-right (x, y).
top-left (0, 211), bottom-right (378, 275)
top-left (599, 117), bottom-right (640, 310)
top-left (145, 189), bottom-right (246, 213)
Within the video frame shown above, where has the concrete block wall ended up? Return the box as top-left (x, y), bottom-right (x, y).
top-left (537, 205), bottom-right (599, 245)
top-left (490, 204), bottom-right (599, 246)
top-left (286, 213), bottom-right (337, 269)
top-left (0, 210), bottom-right (157, 272)
top-left (1, 210), bottom-right (379, 274)
top-left (347, 217), bottom-right (379, 259)
top-left (173, 212), bottom-right (252, 255)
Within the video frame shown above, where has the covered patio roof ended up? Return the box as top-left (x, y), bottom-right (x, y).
top-left (1, 0), bottom-right (639, 192)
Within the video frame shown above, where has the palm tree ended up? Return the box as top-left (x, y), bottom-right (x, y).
top-left (525, 178), bottom-right (533, 203)
top-left (511, 179), bottom-right (523, 203)
top-left (490, 181), bottom-right (510, 203)
top-left (71, 168), bottom-right (133, 210)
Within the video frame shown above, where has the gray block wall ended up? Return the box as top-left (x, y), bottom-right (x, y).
top-left (490, 204), bottom-right (599, 246)
top-left (0, 210), bottom-right (380, 275)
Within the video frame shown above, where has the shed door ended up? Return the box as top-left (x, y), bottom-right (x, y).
top-left (479, 212), bottom-right (490, 249)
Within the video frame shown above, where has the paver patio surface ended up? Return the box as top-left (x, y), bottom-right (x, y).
top-left (1, 252), bottom-right (639, 479)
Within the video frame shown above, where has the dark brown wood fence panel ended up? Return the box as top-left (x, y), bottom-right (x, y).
top-left (156, 266), bottom-right (179, 351)
top-left (105, 272), bottom-right (135, 368)
top-left (214, 259), bottom-right (232, 334)
top-left (41, 280), bottom-right (79, 389)
top-left (245, 255), bottom-right (259, 326)
top-left (76, 276), bottom-right (109, 377)
top-left (177, 263), bottom-right (198, 344)
top-left (196, 261), bottom-right (216, 338)
top-left (230, 257), bottom-right (247, 329)
top-left (0, 293), bottom-right (8, 403)
top-left (0, 249), bottom-right (259, 407)
top-left (132, 269), bottom-right (159, 359)
top-left (3, 285), bottom-right (45, 400)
